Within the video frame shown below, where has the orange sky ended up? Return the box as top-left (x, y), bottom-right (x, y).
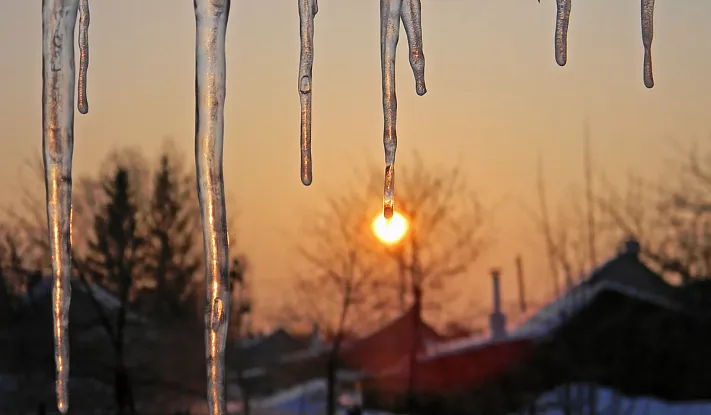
top-left (1, 1), bottom-right (710, 327)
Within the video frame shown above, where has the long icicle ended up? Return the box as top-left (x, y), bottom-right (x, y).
top-left (400, 0), bottom-right (426, 96)
top-left (77, 0), bottom-right (90, 114)
top-left (554, 0), bottom-right (571, 66)
top-left (194, 1), bottom-right (231, 414)
top-left (641, 0), bottom-right (655, 88)
top-left (298, 0), bottom-right (317, 186)
top-left (42, 0), bottom-right (80, 412)
top-left (380, 0), bottom-right (402, 219)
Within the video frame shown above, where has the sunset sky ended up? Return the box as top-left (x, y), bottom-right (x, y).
top-left (1, 1), bottom-right (710, 327)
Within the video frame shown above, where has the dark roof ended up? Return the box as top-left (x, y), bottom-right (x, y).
top-left (512, 249), bottom-right (682, 338)
top-left (234, 328), bottom-right (313, 371)
top-left (0, 278), bottom-right (144, 375)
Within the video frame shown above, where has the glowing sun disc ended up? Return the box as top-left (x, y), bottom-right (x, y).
top-left (372, 211), bottom-right (408, 244)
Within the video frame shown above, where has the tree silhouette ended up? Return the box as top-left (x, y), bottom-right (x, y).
top-left (290, 193), bottom-right (380, 415)
top-left (141, 151), bottom-right (202, 321)
top-left (227, 255), bottom-right (254, 415)
top-left (84, 166), bottom-right (144, 415)
top-left (289, 153), bottom-right (490, 414)
top-left (1, 143), bottom-right (251, 413)
top-left (599, 145), bottom-right (711, 284)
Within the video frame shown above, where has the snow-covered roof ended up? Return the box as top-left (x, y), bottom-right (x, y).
top-left (510, 253), bottom-right (681, 339)
top-left (26, 277), bottom-right (143, 321)
top-left (421, 250), bottom-right (682, 361)
top-left (422, 329), bottom-right (534, 361)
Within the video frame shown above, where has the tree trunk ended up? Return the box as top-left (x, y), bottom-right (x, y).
top-left (115, 275), bottom-right (136, 415)
top-left (242, 389), bottom-right (251, 415)
top-left (115, 354), bottom-right (127, 415)
top-left (326, 350), bottom-right (339, 415)
top-left (407, 285), bottom-right (422, 414)
top-left (238, 374), bottom-right (251, 415)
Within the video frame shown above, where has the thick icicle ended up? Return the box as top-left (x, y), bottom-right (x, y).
top-left (554, 0), bottom-right (571, 66)
top-left (400, 0), bottom-right (426, 96)
top-left (42, 1), bottom-right (80, 413)
top-left (77, 0), bottom-right (89, 114)
top-left (194, 1), bottom-right (231, 414)
top-left (641, 0), bottom-right (655, 88)
top-left (298, 0), bottom-right (317, 186)
top-left (380, 0), bottom-right (402, 219)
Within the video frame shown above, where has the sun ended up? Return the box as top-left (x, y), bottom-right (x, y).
top-left (372, 211), bottom-right (409, 245)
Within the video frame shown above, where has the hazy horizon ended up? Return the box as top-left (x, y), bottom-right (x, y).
top-left (1, 1), bottom-right (710, 328)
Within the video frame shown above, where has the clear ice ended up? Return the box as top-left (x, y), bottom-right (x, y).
top-left (194, 1), bottom-right (231, 414)
top-left (77, 0), bottom-right (90, 114)
top-left (380, 0), bottom-right (401, 219)
top-left (380, 0), bottom-right (426, 219)
top-left (641, 0), bottom-right (655, 88)
top-left (554, 0), bottom-right (571, 66)
top-left (42, 0), bottom-right (80, 412)
top-left (298, 0), bottom-right (317, 186)
top-left (401, 0), bottom-right (426, 96)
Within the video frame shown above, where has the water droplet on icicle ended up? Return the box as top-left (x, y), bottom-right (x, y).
top-left (42, 1), bottom-right (80, 412)
top-left (554, 0), bottom-right (571, 66)
top-left (298, 0), bottom-right (317, 186)
top-left (641, 0), bottom-right (655, 88)
top-left (194, 0), bottom-right (232, 414)
top-left (383, 164), bottom-right (395, 219)
top-left (77, 0), bottom-right (90, 114)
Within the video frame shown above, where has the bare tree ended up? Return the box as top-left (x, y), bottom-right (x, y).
top-left (288, 192), bottom-right (380, 415)
top-left (378, 154), bottom-right (490, 318)
top-left (598, 144), bottom-right (711, 283)
top-left (287, 153), bottom-right (490, 414)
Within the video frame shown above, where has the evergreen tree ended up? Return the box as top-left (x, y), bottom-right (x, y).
top-left (87, 167), bottom-right (144, 295)
top-left (85, 166), bottom-right (142, 415)
top-left (143, 152), bottom-right (201, 321)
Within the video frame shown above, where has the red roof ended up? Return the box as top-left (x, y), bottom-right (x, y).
top-left (373, 337), bottom-right (534, 395)
top-left (340, 306), bottom-right (443, 375)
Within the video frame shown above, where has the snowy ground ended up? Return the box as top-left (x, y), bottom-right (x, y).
top-left (191, 377), bottom-right (711, 415)
top-left (531, 384), bottom-right (711, 415)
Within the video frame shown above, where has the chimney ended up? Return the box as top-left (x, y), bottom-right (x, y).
top-left (515, 256), bottom-right (527, 313)
top-left (619, 237), bottom-right (641, 259)
top-left (489, 268), bottom-right (507, 340)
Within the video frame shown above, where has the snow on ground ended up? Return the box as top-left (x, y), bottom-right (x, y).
top-left (531, 384), bottom-right (711, 415)
top-left (252, 378), bottom-right (390, 415)
top-left (253, 378), bottom-right (329, 415)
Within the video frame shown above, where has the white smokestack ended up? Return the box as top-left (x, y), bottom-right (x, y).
top-left (492, 269), bottom-right (502, 313)
top-left (489, 268), bottom-right (507, 340)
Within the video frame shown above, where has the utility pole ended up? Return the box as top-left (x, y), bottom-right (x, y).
top-left (515, 255), bottom-right (527, 313)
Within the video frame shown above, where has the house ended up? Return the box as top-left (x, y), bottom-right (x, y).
top-left (363, 238), bottom-right (711, 414)
top-left (0, 277), bottom-right (145, 414)
top-left (229, 303), bottom-right (445, 415)
top-left (228, 327), bottom-right (316, 397)
top-left (0, 276), bottom-right (224, 415)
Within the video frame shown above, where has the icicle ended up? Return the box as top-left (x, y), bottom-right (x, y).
top-left (42, 1), bottom-right (80, 413)
top-left (298, 0), bottom-right (317, 186)
top-left (380, 0), bottom-right (402, 220)
top-left (400, 0), bottom-right (426, 96)
top-left (77, 0), bottom-right (89, 114)
top-left (554, 0), bottom-right (571, 66)
top-left (641, 0), bottom-right (655, 88)
top-left (194, 1), bottom-right (231, 414)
